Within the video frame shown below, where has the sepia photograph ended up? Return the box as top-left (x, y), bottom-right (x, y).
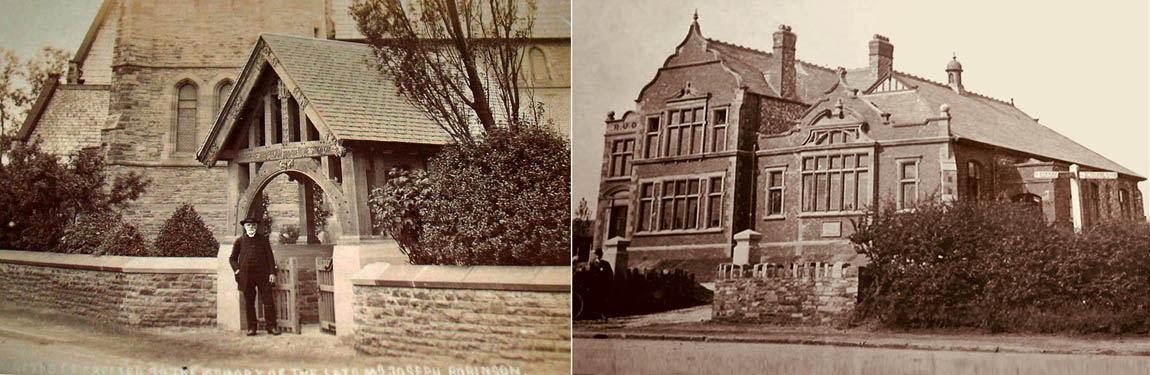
top-left (572, 0), bottom-right (1150, 373)
top-left (0, 0), bottom-right (570, 373)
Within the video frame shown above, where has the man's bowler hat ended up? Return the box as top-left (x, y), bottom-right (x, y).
top-left (240, 216), bottom-right (262, 225)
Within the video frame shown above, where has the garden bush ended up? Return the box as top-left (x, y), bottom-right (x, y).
top-left (153, 203), bottom-right (219, 257)
top-left (851, 199), bottom-right (1150, 333)
top-left (369, 168), bottom-right (433, 263)
top-left (369, 128), bottom-right (570, 266)
top-left (58, 209), bottom-right (153, 256)
top-left (57, 210), bottom-right (120, 254)
top-left (0, 137), bottom-right (148, 251)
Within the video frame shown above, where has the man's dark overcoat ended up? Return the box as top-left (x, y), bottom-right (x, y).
top-left (229, 233), bottom-right (277, 290)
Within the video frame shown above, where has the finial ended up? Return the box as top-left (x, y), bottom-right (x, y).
top-left (693, 9), bottom-right (698, 22)
top-left (952, 52), bottom-right (956, 60)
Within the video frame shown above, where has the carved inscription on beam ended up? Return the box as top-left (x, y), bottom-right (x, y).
top-left (234, 142), bottom-right (346, 164)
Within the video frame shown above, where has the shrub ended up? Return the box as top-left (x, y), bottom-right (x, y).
top-left (57, 210), bottom-right (120, 254)
top-left (278, 225), bottom-right (300, 244)
top-left (369, 168), bottom-right (433, 263)
top-left (153, 203), bottom-right (219, 257)
top-left (98, 220), bottom-right (152, 256)
top-left (851, 199), bottom-right (1150, 333)
top-left (369, 128), bottom-right (570, 266)
top-left (0, 137), bottom-right (148, 251)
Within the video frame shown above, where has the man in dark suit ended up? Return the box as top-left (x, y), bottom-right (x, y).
top-left (229, 216), bottom-right (280, 336)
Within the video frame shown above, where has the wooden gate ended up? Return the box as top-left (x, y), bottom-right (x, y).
top-left (316, 257), bottom-right (336, 334)
top-left (241, 257), bottom-right (301, 334)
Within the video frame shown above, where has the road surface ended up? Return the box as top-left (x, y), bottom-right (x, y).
top-left (574, 338), bottom-right (1150, 374)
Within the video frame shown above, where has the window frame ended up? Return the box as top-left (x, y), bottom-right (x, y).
top-left (966, 160), bottom-right (982, 200)
top-left (215, 79), bottom-right (234, 117)
top-left (608, 138), bottom-right (635, 178)
top-left (711, 107), bottom-right (729, 152)
top-left (173, 80), bottom-right (199, 156)
top-left (896, 157), bottom-right (922, 210)
top-left (764, 166), bottom-right (786, 219)
top-left (662, 106), bottom-right (707, 157)
top-left (643, 116), bottom-right (661, 159)
top-left (635, 172), bottom-right (725, 235)
top-left (799, 149), bottom-right (872, 215)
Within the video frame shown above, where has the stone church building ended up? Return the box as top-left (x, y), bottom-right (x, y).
top-left (15, 0), bottom-right (570, 241)
top-left (594, 17), bottom-right (1145, 273)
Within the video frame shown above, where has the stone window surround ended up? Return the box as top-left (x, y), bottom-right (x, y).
top-left (634, 171), bottom-right (725, 236)
top-left (167, 77), bottom-right (237, 163)
top-left (764, 165), bottom-right (786, 220)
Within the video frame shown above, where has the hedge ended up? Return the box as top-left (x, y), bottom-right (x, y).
top-left (851, 199), bottom-right (1150, 333)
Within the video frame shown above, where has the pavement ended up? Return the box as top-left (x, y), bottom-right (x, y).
top-left (575, 304), bottom-right (1150, 357)
top-left (0, 306), bottom-right (564, 374)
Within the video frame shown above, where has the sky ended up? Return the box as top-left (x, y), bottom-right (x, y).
top-left (0, 0), bottom-right (103, 60)
top-left (572, 0), bottom-right (1150, 219)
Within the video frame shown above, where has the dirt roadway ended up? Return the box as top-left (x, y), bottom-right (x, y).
top-left (576, 305), bottom-right (1150, 356)
top-left (0, 307), bottom-right (566, 375)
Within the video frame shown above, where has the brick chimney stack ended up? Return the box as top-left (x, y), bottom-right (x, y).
top-left (869, 34), bottom-right (893, 78)
top-left (773, 25), bottom-right (796, 99)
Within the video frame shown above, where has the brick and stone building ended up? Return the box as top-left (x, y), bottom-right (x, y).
top-left (14, 0), bottom-right (570, 241)
top-left (594, 16), bottom-right (1146, 275)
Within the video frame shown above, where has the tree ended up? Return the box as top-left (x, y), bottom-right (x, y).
top-left (351, 0), bottom-right (540, 144)
top-left (0, 138), bottom-right (149, 251)
top-left (0, 46), bottom-right (69, 136)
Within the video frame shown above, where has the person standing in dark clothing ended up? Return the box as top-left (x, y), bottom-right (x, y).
top-left (588, 248), bottom-right (613, 319)
top-left (229, 216), bottom-right (279, 336)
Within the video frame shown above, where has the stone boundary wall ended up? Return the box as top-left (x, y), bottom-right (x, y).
top-left (0, 250), bottom-right (216, 327)
top-left (713, 262), bottom-right (858, 325)
top-left (352, 263), bottom-right (570, 367)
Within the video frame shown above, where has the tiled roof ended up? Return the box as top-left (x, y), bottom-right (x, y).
top-left (261, 34), bottom-right (451, 144)
top-left (331, 0), bottom-right (570, 40)
top-left (872, 73), bottom-right (1142, 178)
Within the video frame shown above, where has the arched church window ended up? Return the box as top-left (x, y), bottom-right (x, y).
top-left (176, 82), bottom-right (198, 153)
top-left (217, 80), bottom-right (233, 115)
top-left (529, 47), bottom-right (550, 82)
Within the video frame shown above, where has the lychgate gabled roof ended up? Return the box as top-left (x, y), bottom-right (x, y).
top-left (197, 34), bottom-right (450, 165)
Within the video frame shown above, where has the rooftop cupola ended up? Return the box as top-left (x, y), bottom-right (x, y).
top-left (869, 34), bottom-right (893, 78)
top-left (773, 25), bottom-right (797, 99)
top-left (946, 54), bottom-right (965, 94)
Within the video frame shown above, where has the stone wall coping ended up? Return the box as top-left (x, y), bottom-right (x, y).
top-left (0, 250), bottom-right (215, 274)
top-left (352, 262), bottom-right (570, 292)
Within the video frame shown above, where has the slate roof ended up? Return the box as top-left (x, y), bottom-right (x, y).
top-left (864, 73), bottom-right (1142, 178)
top-left (704, 39), bottom-right (840, 103)
top-left (261, 34), bottom-right (451, 145)
top-left (698, 28), bottom-right (1140, 179)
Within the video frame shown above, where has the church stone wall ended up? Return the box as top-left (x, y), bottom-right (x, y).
top-left (102, 0), bottom-right (327, 240)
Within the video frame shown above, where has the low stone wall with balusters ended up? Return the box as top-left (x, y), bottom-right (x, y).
top-left (0, 250), bottom-right (217, 327)
top-left (713, 262), bottom-right (858, 325)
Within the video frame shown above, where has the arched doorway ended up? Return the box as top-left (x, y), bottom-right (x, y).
top-left (236, 157), bottom-right (351, 244)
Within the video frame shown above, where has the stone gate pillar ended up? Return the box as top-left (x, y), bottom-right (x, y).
top-left (603, 237), bottom-right (629, 279)
top-left (732, 229), bottom-right (761, 265)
